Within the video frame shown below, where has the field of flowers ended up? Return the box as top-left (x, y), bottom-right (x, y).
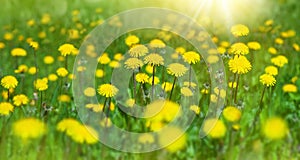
top-left (0, 0), bottom-right (300, 159)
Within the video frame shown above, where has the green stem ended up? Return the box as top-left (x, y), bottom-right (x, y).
top-left (169, 76), bottom-right (177, 100)
top-left (234, 74), bottom-right (240, 104)
top-left (151, 65), bottom-right (156, 100)
top-left (189, 64), bottom-right (192, 88)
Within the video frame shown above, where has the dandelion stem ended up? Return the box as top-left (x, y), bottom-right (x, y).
top-left (151, 65), bottom-right (156, 100)
top-left (40, 91), bottom-right (43, 117)
top-left (132, 72), bottom-right (136, 100)
top-left (259, 86), bottom-right (267, 107)
top-left (169, 76), bottom-right (177, 100)
top-left (189, 64), bottom-right (192, 88)
top-left (231, 73), bottom-right (237, 104)
top-left (234, 74), bottom-right (240, 104)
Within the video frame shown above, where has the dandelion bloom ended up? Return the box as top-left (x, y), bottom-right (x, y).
top-left (147, 76), bottom-right (160, 85)
top-left (247, 41), bottom-right (261, 50)
top-left (293, 43), bottom-right (300, 51)
top-left (44, 56), bottom-right (55, 64)
top-left (95, 69), bottom-right (104, 78)
top-left (175, 47), bottom-right (186, 54)
top-left (13, 118), bottom-right (46, 140)
top-left (128, 44), bottom-right (148, 57)
top-left (182, 51), bottom-right (200, 64)
top-left (11, 48), bottom-right (27, 56)
top-left (223, 106), bottom-right (241, 122)
top-left (268, 47), bottom-right (277, 54)
top-left (264, 66), bottom-right (278, 76)
top-left (15, 64), bottom-right (28, 74)
top-left (114, 53), bottom-right (124, 61)
top-left (58, 94), bottom-right (71, 102)
top-left (100, 117), bottom-right (112, 127)
top-left (35, 78), bottom-right (48, 91)
top-left (58, 43), bottom-right (76, 56)
top-left (158, 126), bottom-right (186, 152)
top-left (262, 117), bottom-right (288, 140)
top-left (138, 133), bottom-right (154, 144)
top-left (271, 55), bottom-right (288, 67)
top-left (228, 55), bottom-right (252, 74)
top-left (126, 99), bottom-right (135, 107)
top-left (149, 39), bottom-right (166, 48)
top-left (125, 35), bottom-right (139, 46)
top-left (56, 67), bottom-right (69, 77)
top-left (162, 82), bottom-right (173, 92)
top-left (180, 87), bottom-right (193, 97)
top-left (48, 74), bottom-right (58, 81)
top-left (1, 75), bottom-right (18, 89)
top-left (57, 118), bottom-right (81, 135)
top-left (97, 84), bottom-right (118, 98)
top-left (190, 105), bottom-right (200, 114)
top-left (28, 67), bottom-right (37, 75)
top-left (275, 38), bottom-right (284, 45)
top-left (13, 94), bottom-right (29, 106)
top-left (98, 53), bottom-right (111, 64)
top-left (109, 60), bottom-right (120, 68)
top-left (0, 102), bottom-right (14, 116)
top-left (207, 55), bottom-right (219, 64)
top-left (144, 53), bottom-right (164, 66)
top-left (213, 87), bottom-right (226, 99)
top-left (217, 47), bottom-right (226, 54)
top-left (230, 24), bottom-right (249, 37)
top-left (229, 43), bottom-right (249, 55)
top-left (203, 119), bottom-right (227, 138)
top-left (260, 74), bottom-right (276, 87)
top-left (124, 58), bottom-right (144, 70)
top-left (70, 125), bottom-right (99, 144)
top-left (228, 82), bottom-right (237, 88)
top-left (84, 87), bottom-right (96, 97)
top-left (167, 63), bottom-right (188, 77)
top-left (136, 73), bottom-right (149, 84)
top-left (282, 84), bottom-right (297, 93)
top-left (29, 41), bottom-right (39, 50)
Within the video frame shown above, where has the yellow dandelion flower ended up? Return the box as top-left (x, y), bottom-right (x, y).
top-left (84, 87), bottom-right (96, 97)
top-left (126, 99), bottom-right (135, 107)
top-left (41, 13), bottom-right (51, 24)
top-left (114, 53), bottom-right (124, 61)
top-left (217, 47), bottom-right (226, 54)
top-left (181, 87), bottom-right (193, 97)
top-left (34, 78), bottom-right (48, 91)
top-left (292, 43), bottom-right (300, 51)
top-left (223, 106), bottom-right (241, 122)
top-left (136, 73), bottom-right (149, 84)
top-left (207, 55), bottom-right (219, 64)
top-left (262, 117), bottom-right (288, 140)
top-left (182, 51), bottom-right (200, 64)
top-left (13, 118), bottom-right (46, 140)
top-left (57, 118), bottom-right (81, 135)
top-left (70, 125), bottom-right (99, 144)
top-left (201, 88), bottom-right (209, 94)
top-left (213, 87), bottom-right (226, 99)
top-left (228, 55), bottom-right (252, 74)
top-left (275, 38), bottom-right (284, 45)
top-left (56, 67), bottom-right (68, 77)
top-left (100, 118), bottom-right (112, 127)
top-left (162, 82), bottom-right (173, 92)
top-left (291, 76), bottom-right (298, 83)
top-left (145, 64), bottom-right (153, 74)
top-left (58, 94), bottom-right (71, 102)
top-left (228, 82), bottom-right (237, 88)
top-left (15, 64), bottom-right (28, 74)
top-left (158, 126), bottom-right (186, 152)
top-left (95, 69), bottom-right (104, 78)
top-left (271, 55), bottom-right (288, 67)
top-left (229, 43), bottom-right (249, 55)
top-left (97, 84), bottom-right (118, 98)
top-left (247, 41), bottom-right (261, 50)
top-left (268, 47), bottom-right (277, 54)
top-left (260, 74), bottom-right (276, 87)
top-left (149, 39), bottom-right (166, 48)
top-left (48, 74), bottom-right (58, 81)
top-left (147, 76), bottom-right (160, 85)
top-left (144, 53), bottom-right (164, 66)
top-left (58, 43), bottom-right (76, 56)
top-left (98, 53), bottom-right (111, 64)
top-left (109, 60), bottom-right (120, 68)
top-left (128, 44), bottom-right (148, 57)
top-left (1, 75), bottom-right (18, 89)
top-left (125, 35), bottom-right (139, 46)
top-left (0, 42), bottom-right (5, 49)
top-left (138, 133), bottom-right (154, 144)
top-left (264, 19), bottom-right (273, 26)
top-left (29, 41), bottom-right (39, 50)
top-left (0, 102), bottom-right (14, 116)
top-left (11, 48), bottom-right (27, 57)
top-left (220, 41), bottom-right (230, 48)
top-left (265, 66), bottom-right (278, 76)
top-left (190, 105), bottom-right (200, 114)
top-left (282, 84), bottom-right (297, 93)
top-left (44, 56), bottom-right (55, 64)
top-left (27, 19), bottom-right (35, 26)
top-left (167, 63), bottom-right (188, 77)
top-left (124, 58), bottom-right (144, 70)
top-left (13, 94), bottom-right (29, 106)
top-left (203, 119), bottom-right (227, 138)
top-left (175, 47), bottom-right (186, 55)
top-left (4, 32), bottom-right (14, 41)
top-left (28, 67), bottom-right (37, 75)
top-left (230, 24), bottom-right (249, 37)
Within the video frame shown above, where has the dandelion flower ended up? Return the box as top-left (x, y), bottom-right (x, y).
top-left (84, 87), bottom-right (96, 97)
top-left (247, 41), bottom-right (261, 50)
top-left (158, 126), bottom-right (186, 152)
top-left (268, 47), bottom-right (277, 54)
top-left (126, 99), bottom-right (135, 107)
top-left (97, 84), bottom-right (118, 98)
top-left (13, 118), bottom-right (46, 140)
top-left (56, 67), bottom-right (69, 77)
top-left (58, 94), bottom-right (71, 102)
top-left (138, 133), bottom-right (154, 144)
top-left (231, 24), bottom-right (249, 37)
top-left (95, 69), bottom-right (104, 78)
top-left (175, 47), bottom-right (186, 54)
top-left (114, 53), bottom-right (124, 61)
top-left (167, 63), bottom-right (188, 77)
top-left (190, 105), bottom-right (200, 114)
top-left (275, 38), bottom-right (284, 45)
top-left (228, 82), bottom-right (237, 88)
top-left (282, 84), bottom-right (297, 93)
top-left (229, 43), bottom-right (249, 55)
top-left (109, 60), bottom-right (120, 68)
top-left (207, 55), bottom-right (219, 64)
top-left (11, 48), bottom-right (27, 57)
top-left (15, 64), bottom-right (28, 74)
top-left (48, 74), bottom-right (58, 81)
top-left (1, 75), bottom-right (18, 89)
top-left (29, 41), bottom-right (39, 50)
top-left (44, 56), bottom-right (55, 64)
top-left (203, 119), bottom-right (227, 138)
top-left (260, 74), bottom-right (276, 87)
top-left (125, 35), bottom-right (139, 46)
top-left (265, 66), bottom-right (278, 76)
top-left (13, 94), bottom-right (29, 106)
top-left (57, 118), bottom-right (81, 135)
top-left (136, 73), bottom-right (149, 84)
top-left (58, 43), bottom-right (76, 56)
top-left (128, 44), bottom-right (148, 57)
top-left (271, 55), bottom-right (288, 67)
top-left (263, 117), bottom-right (288, 140)
top-left (144, 53), bottom-right (164, 66)
top-left (181, 87), bottom-right (193, 97)
top-left (292, 43), bottom-right (300, 51)
top-left (0, 102), bottom-right (14, 116)
top-left (100, 118), bottom-right (112, 127)
top-left (98, 53), bottom-right (111, 64)
top-left (223, 106), bottom-right (241, 122)
top-left (149, 39), bottom-right (166, 48)
top-left (228, 55), bottom-right (252, 74)
top-left (35, 78), bottom-right (48, 91)
top-left (162, 82), bottom-right (173, 92)
top-left (182, 51), bottom-right (200, 64)
top-left (28, 67), bottom-right (37, 75)
top-left (124, 58), bottom-right (143, 70)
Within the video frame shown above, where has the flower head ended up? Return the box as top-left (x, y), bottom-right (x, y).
top-left (158, 126), bottom-right (186, 152)
top-left (247, 41), bottom-right (261, 50)
top-left (265, 66), bottom-right (278, 76)
top-left (29, 41), bottom-right (39, 50)
top-left (190, 105), bottom-right (200, 114)
top-left (229, 43), bottom-right (249, 55)
top-left (271, 55), bottom-right (288, 67)
top-left (282, 84), bottom-right (297, 93)
top-left (144, 53), bottom-right (164, 66)
top-left (84, 87), bottom-right (96, 97)
top-left (124, 58), bottom-right (144, 70)
top-left (182, 51), bottom-right (200, 64)
top-left (1, 75), bottom-right (18, 89)
top-left (56, 67), bottom-right (69, 77)
top-left (98, 53), bottom-right (111, 64)
top-left (136, 73), bottom-right (149, 84)
top-left (13, 118), bottom-right (46, 140)
top-left (0, 102), bottom-right (14, 116)
top-left (231, 24), bottom-right (249, 37)
top-left (35, 78), bottom-right (48, 91)
top-left (58, 43), bottom-right (76, 56)
top-left (128, 44), bottom-right (148, 57)
top-left (223, 106), bottom-right (241, 122)
top-left (203, 119), bottom-right (227, 138)
top-left (125, 35), bottom-right (139, 46)
top-left (262, 117), bottom-right (288, 140)
top-left (180, 87), bottom-right (193, 97)
top-left (149, 39), bottom-right (166, 48)
top-left (228, 55), bottom-right (252, 74)
top-left (97, 84), bottom-right (118, 98)
top-left (11, 48), bottom-right (27, 57)
top-left (13, 94), bottom-right (29, 106)
top-left (260, 74), bottom-right (276, 87)
top-left (167, 63), bottom-right (188, 77)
